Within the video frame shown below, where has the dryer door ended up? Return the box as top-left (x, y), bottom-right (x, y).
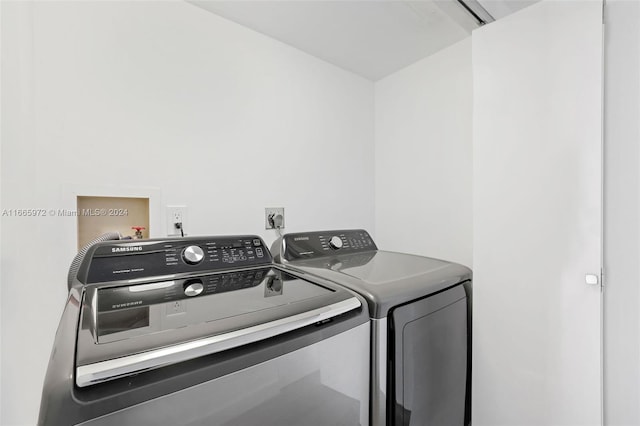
top-left (390, 285), bottom-right (468, 426)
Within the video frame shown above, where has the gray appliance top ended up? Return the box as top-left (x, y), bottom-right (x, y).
top-left (74, 235), bottom-right (364, 387)
top-left (272, 229), bottom-right (472, 318)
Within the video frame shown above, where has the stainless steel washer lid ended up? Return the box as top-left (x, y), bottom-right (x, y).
top-left (76, 266), bottom-right (361, 387)
top-left (73, 235), bottom-right (366, 388)
top-left (273, 230), bottom-right (472, 318)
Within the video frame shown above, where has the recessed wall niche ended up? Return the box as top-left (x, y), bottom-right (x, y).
top-left (76, 196), bottom-right (150, 249)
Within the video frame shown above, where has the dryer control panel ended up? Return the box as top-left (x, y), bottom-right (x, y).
top-left (79, 235), bottom-right (272, 284)
top-left (279, 229), bottom-right (377, 261)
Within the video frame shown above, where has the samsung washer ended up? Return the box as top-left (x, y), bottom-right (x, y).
top-left (272, 229), bottom-right (472, 426)
top-left (39, 235), bottom-right (370, 426)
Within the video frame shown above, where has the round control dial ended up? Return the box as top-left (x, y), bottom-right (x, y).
top-left (184, 280), bottom-right (204, 297)
top-left (183, 245), bottom-right (204, 265)
top-left (329, 236), bottom-right (343, 250)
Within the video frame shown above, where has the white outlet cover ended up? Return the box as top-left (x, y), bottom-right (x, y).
top-left (166, 205), bottom-right (187, 236)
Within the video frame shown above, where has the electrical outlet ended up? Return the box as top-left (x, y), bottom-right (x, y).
top-left (265, 207), bottom-right (285, 230)
top-left (166, 205), bottom-right (187, 236)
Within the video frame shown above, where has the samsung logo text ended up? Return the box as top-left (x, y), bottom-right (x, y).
top-left (112, 246), bottom-right (143, 253)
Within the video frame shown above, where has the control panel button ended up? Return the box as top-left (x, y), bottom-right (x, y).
top-left (329, 236), bottom-right (343, 250)
top-left (184, 280), bottom-right (204, 297)
top-left (183, 245), bottom-right (205, 265)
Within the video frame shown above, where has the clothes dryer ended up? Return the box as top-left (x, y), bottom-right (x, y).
top-left (272, 229), bottom-right (471, 426)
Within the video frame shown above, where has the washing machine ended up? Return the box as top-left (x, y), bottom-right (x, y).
top-left (271, 229), bottom-right (472, 426)
top-left (39, 235), bottom-right (370, 426)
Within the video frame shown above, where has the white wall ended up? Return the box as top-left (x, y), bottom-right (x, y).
top-left (374, 39), bottom-right (472, 267)
top-left (604, 1), bottom-right (640, 424)
top-left (0, 2), bottom-right (374, 425)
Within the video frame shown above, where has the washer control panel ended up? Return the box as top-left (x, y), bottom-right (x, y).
top-left (82, 235), bottom-right (271, 284)
top-left (281, 229), bottom-right (377, 261)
